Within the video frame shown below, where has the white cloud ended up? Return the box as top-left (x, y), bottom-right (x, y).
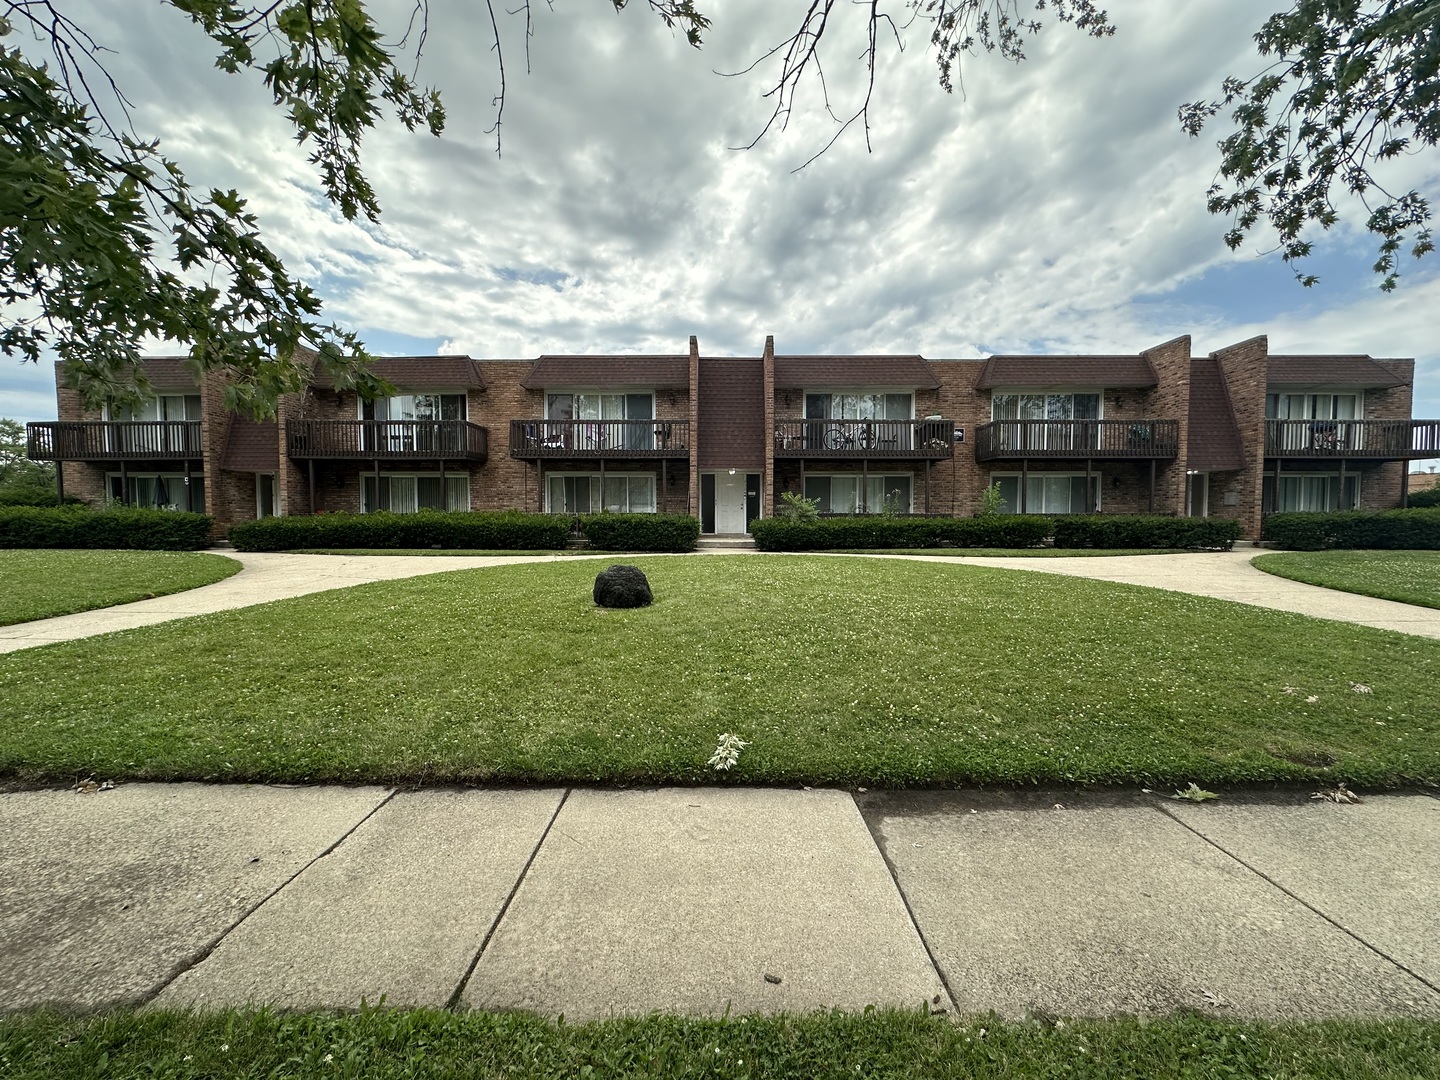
top-left (6, 0), bottom-right (1437, 431)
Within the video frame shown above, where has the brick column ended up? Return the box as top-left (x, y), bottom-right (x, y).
top-left (761, 335), bottom-right (775, 518)
top-left (688, 335), bottom-right (700, 517)
top-left (1139, 335), bottom-right (1192, 516)
top-left (1212, 335), bottom-right (1270, 538)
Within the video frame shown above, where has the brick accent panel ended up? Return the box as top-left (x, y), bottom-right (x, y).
top-left (1212, 336), bottom-right (1270, 538)
top-left (688, 336), bottom-right (700, 516)
top-left (1138, 335), bottom-right (1192, 516)
top-left (762, 335), bottom-right (775, 523)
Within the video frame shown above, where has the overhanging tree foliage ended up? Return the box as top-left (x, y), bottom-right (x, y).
top-left (1181, 1), bottom-right (1439, 290)
top-left (2, 1), bottom-right (1434, 416)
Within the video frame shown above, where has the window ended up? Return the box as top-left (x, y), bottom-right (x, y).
top-left (804, 474), bottom-right (912, 514)
top-left (109, 395), bottom-right (203, 422)
top-left (256, 475), bottom-right (276, 519)
top-left (989, 392), bottom-right (1101, 452)
top-left (1266, 393), bottom-right (1360, 420)
top-left (547, 473), bottom-right (656, 514)
top-left (106, 473), bottom-right (205, 512)
top-left (1263, 474), bottom-right (1359, 513)
top-left (363, 393), bottom-right (465, 421)
top-left (361, 473), bottom-right (470, 513)
top-left (804, 392), bottom-right (912, 421)
top-left (545, 393), bottom-right (655, 450)
top-left (991, 473), bottom-right (1099, 515)
top-left (802, 393), bottom-right (913, 451)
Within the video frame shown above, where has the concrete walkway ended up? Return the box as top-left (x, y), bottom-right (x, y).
top-left (2, 783), bottom-right (1437, 1020)
top-left (4, 546), bottom-right (1440, 654)
top-left (0, 550), bottom-right (613, 653)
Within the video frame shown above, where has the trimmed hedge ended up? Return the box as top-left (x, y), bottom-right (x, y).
top-left (0, 506), bottom-right (214, 550)
top-left (579, 513), bottom-right (700, 552)
top-left (1408, 487), bottom-right (1440, 509)
top-left (1052, 515), bottom-right (1242, 551)
top-left (750, 515), bottom-right (1053, 551)
top-left (1262, 508), bottom-right (1440, 550)
top-left (228, 510), bottom-right (571, 552)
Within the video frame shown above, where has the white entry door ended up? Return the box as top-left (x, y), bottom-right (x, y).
top-left (715, 472), bottom-right (747, 533)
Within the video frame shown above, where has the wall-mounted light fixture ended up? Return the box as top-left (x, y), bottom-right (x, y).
top-left (1112, 395), bottom-right (1126, 409)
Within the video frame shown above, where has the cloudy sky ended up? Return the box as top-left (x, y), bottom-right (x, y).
top-left (5, 0), bottom-right (1439, 469)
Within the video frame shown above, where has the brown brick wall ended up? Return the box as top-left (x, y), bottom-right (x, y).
top-left (1212, 336), bottom-right (1270, 537)
top-left (1139, 336), bottom-right (1192, 516)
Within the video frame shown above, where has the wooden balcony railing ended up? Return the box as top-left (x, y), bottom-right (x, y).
top-left (974, 419), bottom-right (1180, 461)
top-left (1266, 419), bottom-right (1440, 459)
top-left (772, 419), bottom-right (955, 459)
top-left (286, 419), bottom-right (488, 461)
top-left (509, 419), bottom-right (691, 458)
top-left (26, 421), bottom-right (203, 461)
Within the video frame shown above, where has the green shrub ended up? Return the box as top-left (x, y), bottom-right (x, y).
top-left (1263, 508), bottom-right (1440, 550)
top-left (750, 515), bottom-right (1053, 551)
top-left (1052, 515), bottom-right (1241, 551)
top-left (0, 506), bottom-right (213, 550)
top-left (228, 510), bottom-right (571, 552)
top-left (579, 513), bottom-right (700, 552)
top-left (1408, 486), bottom-right (1440, 509)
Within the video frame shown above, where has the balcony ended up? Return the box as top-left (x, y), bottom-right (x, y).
top-left (773, 419), bottom-right (955, 459)
top-left (27, 421), bottom-right (203, 461)
top-left (286, 419), bottom-right (488, 462)
top-left (509, 419), bottom-right (691, 459)
top-left (1266, 419), bottom-right (1440, 459)
top-left (974, 419), bottom-right (1180, 462)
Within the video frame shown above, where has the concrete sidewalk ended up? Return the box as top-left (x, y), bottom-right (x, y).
top-left (3, 783), bottom-right (1436, 1020)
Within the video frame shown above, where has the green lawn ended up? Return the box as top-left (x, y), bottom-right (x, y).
top-left (0, 550), bottom-right (241, 626)
top-left (1, 557), bottom-right (1434, 787)
top-left (818, 548), bottom-right (1188, 557)
top-left (2, 1008), bottom-right (1436, 1080)
top-left (1254, 551), bottom-right (1440, 609)
top-left (288, 549), bottom-right (598, 556)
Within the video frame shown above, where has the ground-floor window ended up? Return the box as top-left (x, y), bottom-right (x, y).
top-left (361, 473), bottom-right (470, 513)
top-left (1263, 473), bottom-right (1359, 513)
top-left (990, 473), bottom-right (1099, 515)
top-left (804, 474), bottom-right (912, 514)
top-left (256, 474), bottom-right (276, 518)
top-left (547, 473), bottom-right (656, 514)
top-left (106, 473), bottom-right (206, 512)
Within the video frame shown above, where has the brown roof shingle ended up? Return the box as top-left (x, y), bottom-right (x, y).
top-left (309, 356), bottom-right (486, 391)
top-left (520, 356), bottom-right (691, 390)
top-left (220, 416), bottom-right (279, 472)
top-left (974, 356), bottom-right (1158, 389)
top-left (773, 356), bottom-right (941, 390)
top-left (1186, 358), bottom-right (1247, 472)
top-left (1267, 355), bottom-right (1409, 388)
top-left (129, 357), bottom-right (201, 391)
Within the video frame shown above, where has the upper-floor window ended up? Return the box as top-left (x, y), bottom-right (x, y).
top-left (1265, 393), bottom-right (1361, 420)
top-left (362, 393), bottom-right (466, 421)
top-left (805, 393), bottom-right (911, 420)
top-left (545, 392), bottom-right (654, 423)
top-left (991, 392), bottom-right (1101, 421)
top-left (107, 394), bottom-right (202, 422)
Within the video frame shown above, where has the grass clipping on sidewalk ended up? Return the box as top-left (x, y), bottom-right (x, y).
top-left (0, 556), bottom-right (1436, 787)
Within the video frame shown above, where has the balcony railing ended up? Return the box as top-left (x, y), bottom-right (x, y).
top-left (974, 419), bottom-right (1180, 461)
top-left (773, 419), bottom-right (955, 459)
top-left (509, 419), bottom-right (691, 458)
top-left (286, 419), bottom-right (488, 461)
top-left (1266, 419), bottom-right (1440, 459)
top-left (27, 421), bottom-right (203, 461)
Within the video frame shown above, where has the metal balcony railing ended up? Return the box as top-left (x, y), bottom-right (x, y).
top-left (26, 421), bottom-right (203, 461)
top-left (286, 419), bottom-right (488, 461)
top-left (974, 419), bottom-right (1180, 461)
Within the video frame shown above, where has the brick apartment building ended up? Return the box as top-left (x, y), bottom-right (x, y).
top-left (28, 333), bottom-right (1439, 539)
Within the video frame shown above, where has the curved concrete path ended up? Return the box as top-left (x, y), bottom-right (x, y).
top-left (0, 550), bottom-right (611, 654)
top-left (840, 548), bottom-right (1440, 640)
top-left (4, 547), bottom-right (1439, 654)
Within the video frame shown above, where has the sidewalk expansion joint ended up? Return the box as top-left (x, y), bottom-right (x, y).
top-left (1155, 803), bottom-right (1440, 999)
top-left (851, 795), bottom-right (961, 1020)
top-left (445, 787), bottom-right (572, 1011)
top-left (139, 786), bottom-right (402, 1007)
